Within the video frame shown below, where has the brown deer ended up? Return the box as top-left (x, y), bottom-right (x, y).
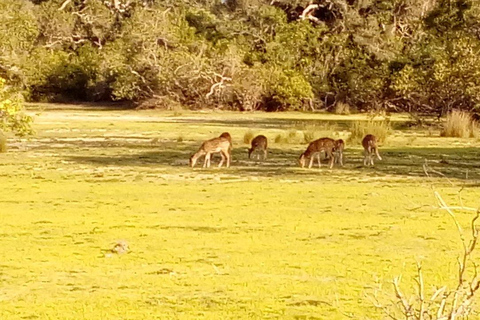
top-left (299, 137), bottom-right (335, 169)
top-left (190, 136), bottom-right (231, 168)
top-left (248, 135), bottom-right (268, 160)
top-left (333, 139), bottom-right (345, 166)
top-left (210, 132), bottom-right (233, 162)
top-left (219, 132), bottom-right (232, 145)
top-left (362, 134), bottom-right (382, 166)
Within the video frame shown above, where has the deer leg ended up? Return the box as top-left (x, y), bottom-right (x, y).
top-left (225, 150), bottom-right (230, 168)
top-left (218, 152), bottom-right (225, 168)
top-left (204, 152), bottom-right (211, 168)
top-left (327, 151), bottom-right (334, 169)
top-left (335, 151), bottom-right (343, 166)
top-left (308, 156), bottom-right (314, 169)
top-left (203, 154), bottom-right (207, 168)
top-left (264, 149), bottom-right (267, 160)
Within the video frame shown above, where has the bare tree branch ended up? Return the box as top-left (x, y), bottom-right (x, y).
top-left (58, 0), bottom-right (72, 11)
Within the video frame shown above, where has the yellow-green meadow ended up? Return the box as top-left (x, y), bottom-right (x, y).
top-left (1, 107), bottom-right (479, 319)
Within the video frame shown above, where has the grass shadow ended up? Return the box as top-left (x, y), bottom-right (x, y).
top-left (64, 141), bottom-right (480, 181)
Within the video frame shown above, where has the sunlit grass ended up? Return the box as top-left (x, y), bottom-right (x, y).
top-left (0, 107), bottom-right (479, 319)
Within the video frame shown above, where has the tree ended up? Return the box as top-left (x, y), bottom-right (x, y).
top-left (0, 78), bottom-right (34, 138)
top-left (1, 0), bottom-right (480, 113)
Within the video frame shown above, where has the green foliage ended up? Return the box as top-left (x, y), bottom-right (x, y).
top-left (0, 78), bottom-right (34, 136)
top-left (264, 68), bottom-right (313, 109)
top-left (19, 44), bottom-right (100, 101)
top-left (0, 0), bottom-right (38, 57)
top-left (1, 0), bottom-right (480, 113)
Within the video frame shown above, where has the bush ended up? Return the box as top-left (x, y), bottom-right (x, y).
top-left (263, 68), bottom-right (313, 110)
top-left (0, 78), bottom-right (34, 137)
top-left (441, 110), bottom-right (479, 138)
top-left (22, 46), bottom-right (100, 102)
top-left (302, 129), bottom-right (316, 144)
top-left (349, 120), bottom-right (391, 144)
top-left (243, 130), bottom-right (255, 144)
top-left (301, 123), bottom-right (336, 143)
top-left (274, 129), bottom-right (302, 144)
top-left (334, 101), bottom-right (351, 115)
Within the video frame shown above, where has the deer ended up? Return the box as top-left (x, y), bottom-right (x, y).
top-left (190, 136), bottom-right (231, 168)
top-left (333, 139), bottom-right (345, 166)
top-left (248, 135), bottom-right (268, 160)
top-left (362, 134), bottom-right (382, 166)
top-left (210, 132), bottom-right (233, 162)
top-left (219, 132), bottom-right (232, 145)
top-left (298, 137), bottom-right (336, 169)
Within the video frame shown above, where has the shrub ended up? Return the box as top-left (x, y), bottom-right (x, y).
top-left (263, 68), bottom-right (313, 110)
top-left (274, 130), bottom-right (302, 144)
top-left (0, 78), bottom-right (34, 137)
top-left (334, 101), bottom-right (351, 115)
top-left (243, 130), bottom-right (255, 144)
top-left (301, 123), bottom-right (336, 143)
top-left (440, 110), bottom-right (479, 138)
top-left (349, 120), bottom-right (391, 144)
top-left (302, 130), bottom-right (316, 143)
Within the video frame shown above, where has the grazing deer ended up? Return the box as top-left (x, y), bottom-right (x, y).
top-left (190, 137), bottom-right (231, 168)
top-left (362, 134), bottom-right (382, 166)
top-left (211, 132), bottom-right (233, 162)
top-left (248, 135), bottom-right (268, 160)
top-left (299, 137), bottom-right (335, 169)
top-left (333, 139), bottom-right (345, 166)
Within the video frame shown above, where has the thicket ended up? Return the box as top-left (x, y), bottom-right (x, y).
top-left (0, 77), bottom-right (34, 136)
top-left (1, 0), bottom-right (480, 114)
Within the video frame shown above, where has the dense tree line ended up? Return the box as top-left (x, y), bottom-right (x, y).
top-left (1, 0), bottom-right (480, 114)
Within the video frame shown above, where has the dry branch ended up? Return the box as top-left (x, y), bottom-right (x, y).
top-left (373, 188), bottom-right (480, 319)
top-left (300, 4), bottom-right (320, 23)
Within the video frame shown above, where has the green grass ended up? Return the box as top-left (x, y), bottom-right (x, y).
top-left (1, 107), bottom-right (480, 319)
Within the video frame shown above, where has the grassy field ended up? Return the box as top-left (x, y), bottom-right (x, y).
top-left (1, 106), bottom-right (479, 319)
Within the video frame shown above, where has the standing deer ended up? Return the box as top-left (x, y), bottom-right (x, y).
top-left (333, 139), bottom-right (345, 166)
top-left (190, 136), bottom-right (231, 168)
top-left (210, 132), bottom-right (233, 162)
top-left (298, 137), bottom-right (335, 169)
top-left (362, 134), bottom-right (382, 166)
top-left (248, 135), bottom-right (268, 160)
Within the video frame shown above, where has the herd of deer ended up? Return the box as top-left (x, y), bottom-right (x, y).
top-left (189, 132), bottom-right (382, 169)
